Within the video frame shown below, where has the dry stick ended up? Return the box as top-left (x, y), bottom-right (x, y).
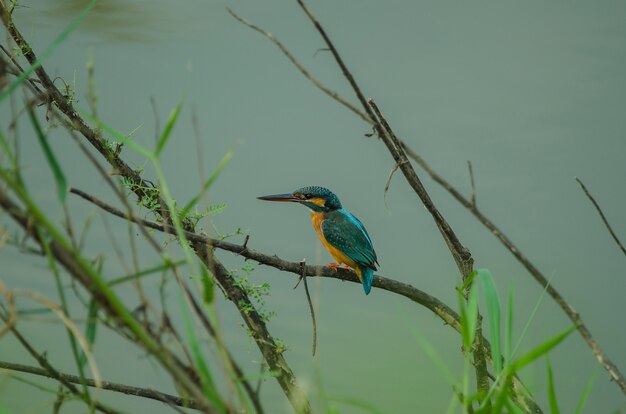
top-left (296, 260), bottom-right (317, 356)
top-left (402, 144), bottom-right (626, 395)
top-left (0, 360), bottom-right (202, 410)
top-left (56, 120), bottom-right (262, 413)
top-left (226, 7), bottom-right (371, 125)
top-left (4, 84), bottom-right (244, 414)
top-left (0, 6), bottom-right (311, 411)
top-left (229, 5), bottom-right (626, 398)
top-left (576, 177), bottom-right (626, 258)
top-left (368, 99), bottom-right (490, 404)
top-left (178, 280), bottom-right (265, 414)
top-left (69, 187), bottom-right (542, 414)
top-left (0, 188), bottom-right (222, 414)
top-left (0, 312), bottom-right (124, 414)
top-left (468, 161), bottom-right (477, 208)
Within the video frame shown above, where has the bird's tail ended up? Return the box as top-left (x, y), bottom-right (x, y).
top-left (359, 266), bottom-right (375, 295)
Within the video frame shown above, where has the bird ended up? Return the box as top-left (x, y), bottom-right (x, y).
top-left (257, 186), bottom-right (378, 295)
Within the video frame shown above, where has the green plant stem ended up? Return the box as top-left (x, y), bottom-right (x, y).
top-left (69, 186), bottom-right (542, 413)
top-left (0, 4), bottom-right (312, 410)
top-left (0, 179), bottom-right (220, 414)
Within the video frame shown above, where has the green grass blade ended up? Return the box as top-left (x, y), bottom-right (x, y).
top-left (201, 265), bottom-right (214, 304)
top-left (574, 370), bottom-right (598, 414)
top-left (511, 271), bottom-right (556, 360)
top-left (80, 110), bottom-right (153, 159)
top-left (109, 259), bottom-right (186, 286)
top-left (79, 299), bottom-right (99, 368)
top-left (491, 376), bottom-right (512, 414)
top-left (409, 327), bottom-right (456, 384)
top-left (504, 396), bottom-right (524, 414)
top-left (28, 107), bottom-right (67, 203)
top-left (504, 288), bottom-right (514, 366)
top-left (477, 268), bottom-right (502, 374)
top-left (182, 149), bottom-right (233, 215)
top-left (0, 0), bottom-right (96, 102)
top-left (546, 355), bottom-right (560, 414)
top-left (178, 291), bottom-right (225, 412)
top-left (155, 98), bottom-right (184, 157)
top-left (461, 270), bottom-right (478, 292)
top-left (326, 395), bottom-right (388, 414)
top-left (0, 130), bottom-right (16, 166)
top-left (458, 283), bottom-right (478, 350)
top-left (510, 325), bottom-right (576, 373)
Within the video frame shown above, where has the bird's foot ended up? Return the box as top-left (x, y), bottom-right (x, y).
top-left (326, 262), bottom-right (341, 271)
top-left (326, 263), bottom-right (351, 271)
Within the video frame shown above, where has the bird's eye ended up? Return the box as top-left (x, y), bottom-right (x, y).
top-left (304, 193), bottom-right (312, 199)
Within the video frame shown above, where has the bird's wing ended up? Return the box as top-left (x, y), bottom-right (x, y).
top-left (321, 210), bottom-right (378, 269)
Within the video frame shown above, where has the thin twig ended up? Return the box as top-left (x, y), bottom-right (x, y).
top-left (257, 0), bottom-right (626, 394)
top-left (0, 360), bottom-right (202, 410)
top-left (0, 4), bottom-right (312, 409)
top-left (0, 311), bottom-right (123, 414)
top-left (468, 160), bottom-right (476, 208)
top-left (296, 260), bottom-right (317, 356)
top-left (68, 185), bottom-right (542, 413)
top-left (400, 142), bottom-right (626, 395)
top-left (227, 7), bottom-right (372, 125)
top-left (383, 161), bottom-right (402, 211)
top-left (576, 177), bottom-right (626, 257)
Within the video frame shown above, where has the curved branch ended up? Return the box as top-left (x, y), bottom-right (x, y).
top-left (229, 1), bottom-right (626, 398)
top-left (0, 360), bottom-right (201, 410)
top-left (68, 187), bottom-right (542, 414)
top-left (576, 177), bottom-right (626, 257)
top-left (402, 145), bottom-right (626, 395)
top-left (226, 7), bottom-right (371, 125)
top-left (0, 5), bottom-right (311, 411)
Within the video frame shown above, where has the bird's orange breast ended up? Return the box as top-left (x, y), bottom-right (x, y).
top-left (310, 212), bottom-right (358, 272)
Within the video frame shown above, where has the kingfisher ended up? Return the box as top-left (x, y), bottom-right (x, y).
top-left (257, 186), bottom-right (378, 295)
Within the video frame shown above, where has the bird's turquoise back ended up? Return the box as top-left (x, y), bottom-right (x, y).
top-left (320, 209), bottom-right (378, 294)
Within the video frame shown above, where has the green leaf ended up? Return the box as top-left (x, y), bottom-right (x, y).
top-left (459, 283), bottom-right (478, 350)
top-left (409, 327), bottom-right (456, 385)
top-left (477, 268), bottom-right (502, 374)
top-left (109, 259), bottom-right (186, 286)
top-left (546, 355), bottom-right (560, 414)
top-left (80, 110), bottom-right (153, 159)
top-left (155, 97), bottom-right (184, 157)
top-left (574, 370), bottom-right (598, 414)
top-left (461, 270), bottom-right (478, 291)
top-left (491, 376), bottom-right (513, 414)
top-left (178, 291), bottom-right (225, 412)
top-left (201, 266), bottom-right (214, 304)
top-left (504, 288), bottom-right (514, 366)
top-left (0, 0), bottom-right (97, 102)
top-left (78, 299), bottom-right (99, 368)
top-left (0, 130), bottom-right (16, 166)
top-left (509, 325), bottom-right (576, 373)
top-left (28, 107), bottom-right (67, 203)
top-left (182, 149), bottom-right (233, 215)
top-left (326, 395), bottom-right (389, 414)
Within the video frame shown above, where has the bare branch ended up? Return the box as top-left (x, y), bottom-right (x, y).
top-left (227, 7), bottom-right (371, 125)
top-left (400, 143), bottom-right (626, 395)
top-left (69, 186), bottom-right (541, 413)
top-left (296, 260), bottom-right (317, 356)
top-left (468, 160), bottom-right (477, 208)
top-left (576, 177), bottom-right (626, 257)
top-left (0, 360), bottom-right (203, 410)
top-left (0, 4), bottom-right (312, 409)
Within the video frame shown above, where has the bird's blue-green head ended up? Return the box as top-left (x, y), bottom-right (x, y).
top-left (257, 186), bottom-right (342, 212)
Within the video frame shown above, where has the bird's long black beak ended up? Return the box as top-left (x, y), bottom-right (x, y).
top-left (257, 193), bottom-right (301, 203)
